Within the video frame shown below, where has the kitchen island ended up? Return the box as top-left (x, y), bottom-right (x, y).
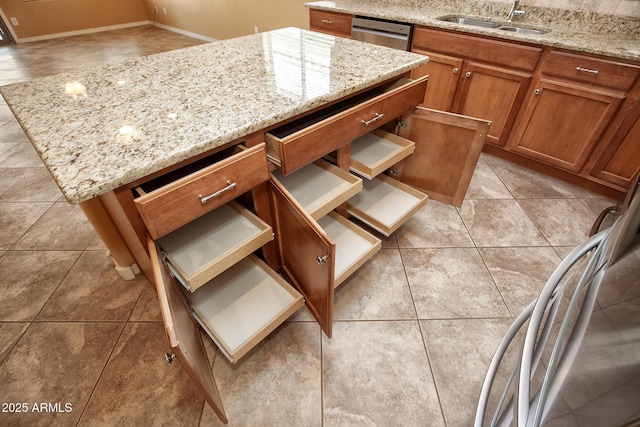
top-left (0, 27), bottom-right (429, 279)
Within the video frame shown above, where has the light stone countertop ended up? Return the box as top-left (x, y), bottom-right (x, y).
top-left (0, 27), bottom-right (428, 204)
top-left (307, 0), bottom-right (640, 62)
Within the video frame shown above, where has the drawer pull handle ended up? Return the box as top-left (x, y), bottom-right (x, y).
top-left (361, 113), bottom-right (384, 126)
top-left (199, 181), bottom-right (237, 204)
top-left (321, 19), bottom-right (334, 24)
top-left (316, 254), bottom-right (329, 265)
top-left (576, 66), bottom-right (599, 75)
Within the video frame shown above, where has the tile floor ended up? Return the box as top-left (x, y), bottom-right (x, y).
top-left (0, 26), bottom-right (637, 427)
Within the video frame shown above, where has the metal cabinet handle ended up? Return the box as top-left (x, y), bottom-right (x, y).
top-left (316, 254), bottom-right (329, 264)
top-left (465, 71), bottom-right (472, 78)
top-left (199, 181), bottom-right (237, 204)
top-left (361, 113), bottom-right (384, 126)
top-left (453, 67), bottom-right (459, 74)
top-left (534, 88), bottom-right (541, 95)
top-left (165, 353), bottom-right (176, 365)
top-left (321, 19), bottom-right (334, 24)
top-left (576, 66), bottom-right (599, 75)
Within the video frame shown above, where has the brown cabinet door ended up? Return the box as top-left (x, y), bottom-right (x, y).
top-left (452, 62), bottom-right (532, 147)
top-left (269, 176), bottom-right (335, 338)
top-left (509, 79), bottom-right (625, 172)
top-left (590, 102), bottom-right (640, 188)
top-left (149, 238), bottom-right (228, 424)
top-left (410, 49), bottom-right (463, 111)
top-left (395, 107), bottom-right (491, 207)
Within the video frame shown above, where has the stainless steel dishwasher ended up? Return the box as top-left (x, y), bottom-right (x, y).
top-left (351, 17), bottom-right (413, 50)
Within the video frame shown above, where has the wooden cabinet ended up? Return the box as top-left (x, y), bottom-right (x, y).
top-left (590, 100), bottom-right (640, 188)
top-left (309, 9), bottom-right (353, 38)
top-left (264, 73), bottom-right (488, 335)
top-left (507, 50), bottom-right (640, 174)
top-left (410, 27), bottom-right (539, 147)
top-left (508, 79), bottom-right (625, 172)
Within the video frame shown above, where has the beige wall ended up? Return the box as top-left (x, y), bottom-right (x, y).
top-left (0, 0), bottom-right (148, 40)
top-left (141, 0), bottom-right (309, 40)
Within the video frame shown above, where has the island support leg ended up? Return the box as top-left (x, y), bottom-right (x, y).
top-left (79, 197), bottom-right (139, 280)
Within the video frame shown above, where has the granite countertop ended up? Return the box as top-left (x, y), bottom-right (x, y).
top-left (0, 27), bottom-right (428, 204)
top-left (307, 0), bottom-right (640, 62)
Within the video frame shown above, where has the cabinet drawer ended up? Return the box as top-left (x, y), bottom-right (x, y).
top-left (349, 129), bottom-right (415, 179)
top-left (309, 9), bottom-right (353, 37)
top-left (158, 202), bottom-right (273, 292)
top-left (412, 26), bottom-right (542, 71)
top-left (319, 212), bottom-right (381, 287)
top-left (186, 254), bottom-right (304, 363)
top-left (134, 144), bottom-right (269, 239)
top-left (265, 76), bottom-right (428, 175)
top-left (348, 174), bottom-right (428, 236)
top-left (543, 51), bottom-right (640, 90)
top-left (271, 159), bottom-right (362, 220)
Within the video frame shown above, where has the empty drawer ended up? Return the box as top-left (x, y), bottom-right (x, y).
top-left (158, 201), bottom-right (273, 292)
top-left (349, 129), bottom-right (415, 179)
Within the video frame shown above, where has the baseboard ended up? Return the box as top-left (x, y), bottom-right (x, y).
top-left (152, 22), bottom-right (218, 42)
top-left (15, 21), bottom-right (151, 43)
top-left (13, 20), bottom-right (218, 44)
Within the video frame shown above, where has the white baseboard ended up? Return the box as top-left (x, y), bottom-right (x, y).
top-left (15, 21), bottom-right (151, 43)
top-left (152, 22), bottom-right (218, 42)
top-left (12, 20), bottom-right (218, 44)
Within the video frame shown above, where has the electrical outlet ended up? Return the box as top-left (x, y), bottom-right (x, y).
top-left (163, 7), bottom-right (167, 15)
top-left (10, 17), bottom-right (19, 26)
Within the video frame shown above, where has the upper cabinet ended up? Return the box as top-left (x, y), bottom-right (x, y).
top-left (410, 27), bottom-right (540, 147)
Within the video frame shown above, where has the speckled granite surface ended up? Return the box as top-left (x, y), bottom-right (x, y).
top-left (0, 27), bottom-right (428, 204)
top-left (307, 0), bottom-right (640, 61)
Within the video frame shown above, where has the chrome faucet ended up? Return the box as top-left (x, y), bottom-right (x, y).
top-left (507, 0), bottom-right (525, 21)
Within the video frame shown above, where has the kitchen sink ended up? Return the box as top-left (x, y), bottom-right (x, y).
top-left (438, 16), bottom-right (501, 29)
top-left (498, 26), bottom-right (547, 35)
top-left (437, 15), bottom-right (548, 35)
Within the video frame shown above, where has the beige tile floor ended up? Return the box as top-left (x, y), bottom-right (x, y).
top-left (0, 26), bottom-right (636, 427)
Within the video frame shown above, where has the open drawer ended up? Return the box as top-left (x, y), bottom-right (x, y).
top-left (134, 143), bottom-right (269, 239)
top-left (185, 254), bottom-right (304, 363)
top-left (157, 201), bottom-right (273, 292)
top-left (264, 75), bottom-right (428, 175)
top-left (320, 211), bottom-right (381, 288)
top-left (271, 159), bottom-right (362, 220)
top-left (347, 174), bottom-right (428, 237)
top-left (348, 129), bottom-right (415, 179)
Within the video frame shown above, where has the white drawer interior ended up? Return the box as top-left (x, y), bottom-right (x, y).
top-left (271, 160), bottom-right (361, 220)
top-left (158, 202), bottom-right (272, 291)
top-left (350, 131), bottom-right (414, 179)
top-left (186, 255), bottom-right (303, 363)
top-left (348, 175), bottom-right (428, 237)
top-left (318, 212), bottom-right (381, 287)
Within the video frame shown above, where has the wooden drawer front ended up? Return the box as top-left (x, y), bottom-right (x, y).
top-left (411, 26), bottom-right (541, 71)
top-left (271, 159), bottom-right (362, 220)
top-left (347, 174), bottom-right (428, 237)
top-left (309, 9), bottom-right (353, 37)
top-left (187, 255), bottom-right (304, 363)
top-left (158, 202), bottom-right (273, 292)
top-left (543, 51), bottom-right (640, 90)
top-left (135, 143), bottom-right (268, 239)
top-left (265, 76), bottom-right (428, 175)
top-left (349, 129), bottom-right (415, 179)
top-left (319, 212), bottom-right (381, 287)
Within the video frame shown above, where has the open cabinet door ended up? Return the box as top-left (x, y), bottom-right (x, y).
top-left (269, 176), bottom-right (335, 338)
top-left (149, 238), bottom-right (228, 424)
top-left (396, 107), bottom-right (491, 207)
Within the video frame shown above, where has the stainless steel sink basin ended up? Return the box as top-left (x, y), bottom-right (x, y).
top-left (498, 26), bottom-right (547, 35)
top-left (437, 15), bottom-right (548, 35)
top-left (438, 16), bottom-right (501, 29)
